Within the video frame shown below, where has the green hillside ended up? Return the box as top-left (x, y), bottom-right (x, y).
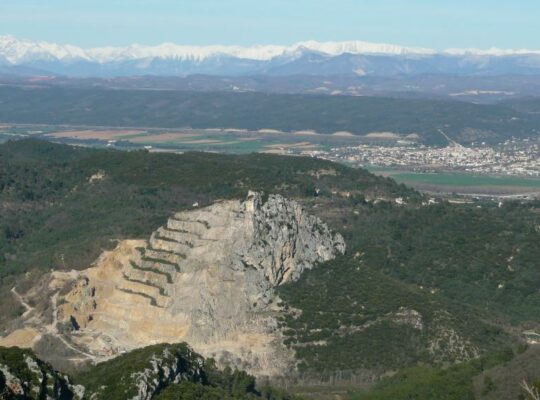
top-left (1, 86), bottom-right (539, 144)
top-left (0, 344), bottom-right (300, 400)
top-left (277, 197), bottom-right (540, 381)
top-left (0, 139), bottom-right (410, 278)
top-left (1, 139), bottom-right (539, 398)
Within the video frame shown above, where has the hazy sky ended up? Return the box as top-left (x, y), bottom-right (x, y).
top-left (2, 0), bottom-right (540, 49)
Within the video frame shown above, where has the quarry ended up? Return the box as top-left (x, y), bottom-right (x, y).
top-left (0, 192), bottom-right (345, 377)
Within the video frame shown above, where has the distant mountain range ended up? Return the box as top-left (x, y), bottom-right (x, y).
top-left (3, 35), bottom-right (540, 77)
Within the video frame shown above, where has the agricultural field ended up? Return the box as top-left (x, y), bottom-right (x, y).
top-left (0, 124), bottom-right (373, 154)
top-left (373, 169), bottom-right (540, 196)
top-left (3, 124), bottom-right (540, 197)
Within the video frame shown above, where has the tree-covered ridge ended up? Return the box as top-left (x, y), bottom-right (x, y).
top-left (0, 139), bottom-right (413, 278)
top-left (278, 256), bottom-right (510, 375)
top-left (1, 86), bottom-right (540, 145)
top-left (350, 345), bottom-right (540, 400)
top-left (277, 198), bottom-right (540, 376)
top-left (340, 201), bottom-right (540, 323)
top-left (0, 344), bottom-right (300, 400)
top-left (350, 349), bottom-right (517, 400)
top-left (77, 343), bottom-right (299, 400)
top-left (0, 346), bottom-right (75, 399)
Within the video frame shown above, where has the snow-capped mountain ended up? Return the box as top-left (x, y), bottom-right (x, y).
top-left (2, 35), bottom-right (540, 77)
top-left (0, 35), bottom-right (436, 63)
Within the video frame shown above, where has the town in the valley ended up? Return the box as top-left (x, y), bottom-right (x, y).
top-left (301, 137), bottom-right (540, 177)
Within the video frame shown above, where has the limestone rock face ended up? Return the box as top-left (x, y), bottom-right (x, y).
top-left (128, 346), bottom-right (205, 400)
top-left (0, 350), bottom-right (82, 400)
top-left (243, 192), bottom-right (346, 286)
top-left (4, 192), bottom-right (344, 377)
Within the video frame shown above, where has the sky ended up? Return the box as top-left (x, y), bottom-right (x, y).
top-left (2, 0), bottom-right (540, 50)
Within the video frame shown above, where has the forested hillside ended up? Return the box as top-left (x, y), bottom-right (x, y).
top-left (0, 139), bottom-right (409, 278)
top-left (1, 86), bottom-right (540, 144)
top-left (0, 344), bottom-right (299, 399)
top-left (277, 195), bottom-right (540, 384)
top-left (1, 139), bottom-right (539, 399)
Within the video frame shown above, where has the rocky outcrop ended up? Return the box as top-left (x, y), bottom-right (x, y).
top-left (75, 344), bottom-right (207, 400)
top-left (2, 192), bottom-right (344, 377)
top-left (243, 191), bottom-right (345, 285)
top-left (0, 347), bottom-right (83, 400)
top-left (128, 346), bottom-right (205, 400)
top-left (0, 343), bottom-right (236, 400)
top-left (427, 311), bottom-right (480, 362)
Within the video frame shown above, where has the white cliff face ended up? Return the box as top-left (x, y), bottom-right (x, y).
top-left (2, 192), bottom-right (344, 377)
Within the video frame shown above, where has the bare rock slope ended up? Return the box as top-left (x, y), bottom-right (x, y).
top-left (2, 192), bottom-right (345, 376)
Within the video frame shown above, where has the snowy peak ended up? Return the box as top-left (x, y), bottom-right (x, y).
top-left (0, 35), bottom-right (89, 63)
top-left (444, 47), bottom-right (540, 56)
top-left (85, 43), bottom-right (289, 63)
top-left (0, 36), bottom-right (434, 64)
top-left (296, 40), bottom-right (435, 56)
top-left (2, 35), bottom-right (540, 65)
top-left (0, 35), bottom-right (492, 65)
top-left (2, 35), bottom-right (540, 77)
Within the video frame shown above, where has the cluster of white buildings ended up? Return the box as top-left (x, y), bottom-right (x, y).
top-left (304, 139), bottom-right (540, 177)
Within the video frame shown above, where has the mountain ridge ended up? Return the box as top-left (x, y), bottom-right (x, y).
top-left (3, 35), bottom-right (540, 77)
top-left (0, 36), bottom-right (447, 64)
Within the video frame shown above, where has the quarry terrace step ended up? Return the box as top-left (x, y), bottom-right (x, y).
top-left (161, 225), bottom-right (203, 239)
top-left (122, 267), bottom-right (168, 296)
top-left (115, 281), bottom-right (169, 308)
top-left (125, 262), bottom-right (173, 285)
top-left (160, 227), bottom-right (219, 243)
top-left (165, 226), bottom-right (231, 243)
top-left (138, 255), bottom-right (181, 275)
top-left (171, 215), bottom-right (216, 225)
top-left (167, 219), bottom-right (210, 236)
top-left (149, 236), bottom-right (193, 255)
top-left (167, 218), bottom-right (233, 231)
top-left (138, 246), bottom-right (186, 261)
top-left (154, 227), bottom-right (197, 246)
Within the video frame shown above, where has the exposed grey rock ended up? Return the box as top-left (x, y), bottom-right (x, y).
top-left (391, 307), bottom-right (424, 330)
top-left (242, 191), bottom-right (346, 286)
top-left (0, 351), bottom-right (80, 400)
top-left (129, 348), bottom-right (205, 400)
top-left (10, 191), bottom-right (345, 377)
